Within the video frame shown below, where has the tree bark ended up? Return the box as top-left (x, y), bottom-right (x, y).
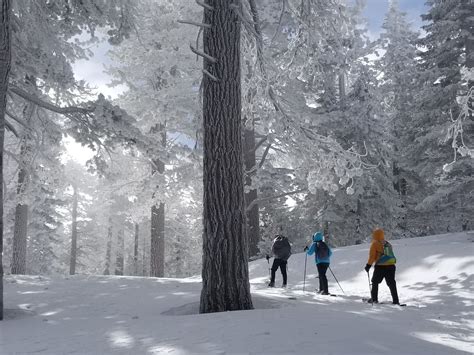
top-left (200, 0), bottom-right (253, 313)
top-left (11, 78), bottom-right (35, 275)
top-left (69, 185), bottom-right (78, 275)
top-left (103, 217), bottom-right (112, 275)
top-left (115, 227), bottom-right (124, 275)
top-left (133, 222), bottom-right (139, 275)
top-left (0, 0), bottom-right (12, 321)
top-left (150, 158), bottom-right (165, 277)
top-left (11, 166), bottom-right (28, 274)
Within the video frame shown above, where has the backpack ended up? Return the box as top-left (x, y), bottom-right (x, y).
top-left (272, 235), bottom-right (292, 261)
top-left (316, 241), bottom-right (329, 260)
top-left (377, 241), bottom-right (396, 265)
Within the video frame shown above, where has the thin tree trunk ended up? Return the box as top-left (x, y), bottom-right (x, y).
top-left (69, 185), bottom-right (78, 275)
top-left (134, 222), bottom-right (139, 275)
top-left (338, 70), bottom-right (346, 108)
top-left (150, 126), bottom-right (166, 277)
top-left (115, 227), bottom-right (124, 275)
top-left (103, 217), bottom-right (112, 275)
top-left (200, 0), bottom-right (253, 313)
top-left (0, 0), bottom-right (12, 321)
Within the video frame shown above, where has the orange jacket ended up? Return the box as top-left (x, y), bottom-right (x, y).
top-left (367, 229), bottom-right (385, 265)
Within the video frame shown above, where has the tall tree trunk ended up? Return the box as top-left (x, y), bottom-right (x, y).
top-left (11, 165), bottom-right (28, 274)
top-left (0, 0), bottom-right (12, 321)
top-left (103, 217), bottom-right (112, 275)
top-left (115, 227), bottom-right (124, 275)
top-left (11, 79), bottom-right (35, 275)
top-left (200, 0), bottom-right (253, 313)
top-left (338, 70), bottom-right (346, 108)
top-left (69, 185), bottom-right (78, 275)
top-left (150, 158), bottom-right (165, 277)
top-left (244, 127), bottom-right (259, 258)
top-left (150, 125), bottom-right (166, 277)
top-left (134, 222), bottom-right (139, 275)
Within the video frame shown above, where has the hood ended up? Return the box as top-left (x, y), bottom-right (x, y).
top-left (313, 232), bottom-right (323, 242)
top-left (372, 228), bottom-right (385, 242)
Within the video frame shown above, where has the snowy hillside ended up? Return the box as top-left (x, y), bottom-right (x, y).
top-left (1, 232), bottom-right (473, 354)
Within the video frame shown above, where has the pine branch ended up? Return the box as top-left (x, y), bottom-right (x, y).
top-left (177, 19), bottom-right (211, 29)
top-left (196, 0), bottom-right (214, 11)
top-left (9, 85), bottom-right (93, 115)
top-left (246, 188), bottom-right (308, 211)
top-left (189, 44), bottom-right (217, 63)
top-left (202, 69), bottom-right (218, 82)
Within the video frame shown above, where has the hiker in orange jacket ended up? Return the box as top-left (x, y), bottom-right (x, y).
top-left (364, 228), bottom-right (400, 304)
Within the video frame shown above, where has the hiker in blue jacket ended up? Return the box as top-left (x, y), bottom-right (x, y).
top-left (305, 232), bottom-right (332, 295)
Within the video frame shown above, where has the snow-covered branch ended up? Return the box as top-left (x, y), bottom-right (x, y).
top-left (443, 86), bottom-right (474, 172)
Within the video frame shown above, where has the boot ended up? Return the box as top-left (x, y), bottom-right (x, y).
top-left (268, 281), bottom-right (275, 287)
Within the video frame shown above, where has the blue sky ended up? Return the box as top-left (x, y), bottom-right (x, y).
top-left (362, 0), bottom-right (428, 36)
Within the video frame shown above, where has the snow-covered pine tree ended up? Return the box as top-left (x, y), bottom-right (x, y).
top-left (377, 0), bottom-right (423, 237)
top-left (411, 0), bottom-right (474, 232)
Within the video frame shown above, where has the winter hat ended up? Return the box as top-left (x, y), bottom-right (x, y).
top-left (313, 232), bottom-right (323, 242)
top-left (372, 228), bottom-right (385, 242)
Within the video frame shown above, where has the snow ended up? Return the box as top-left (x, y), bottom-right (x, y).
top-left (1, 232), bottom-right (473, 354)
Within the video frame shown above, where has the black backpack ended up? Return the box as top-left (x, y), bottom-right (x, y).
top-left (316, 241), bottom-right (329, 259)
top-left (272, 235), bottom-right (292, 261)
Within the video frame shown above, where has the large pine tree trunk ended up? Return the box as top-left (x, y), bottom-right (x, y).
top-left (200, 0), bottom-right (253, 313)
top-left (69, 186), bottom-right (78, 275)
top-left (244, 126), bottom-right (259, 258)
top-left (0, 0), bottom-right (12, 321)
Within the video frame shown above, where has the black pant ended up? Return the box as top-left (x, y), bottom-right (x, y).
top-left (317, 263), bottom-right (329, 293)
top-left (371, 265), bottom-right (399, 304)
top-left (270, 258), bottom-right (287, 285)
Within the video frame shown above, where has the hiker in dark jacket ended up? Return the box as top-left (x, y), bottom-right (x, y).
top-left (305, 232), bottom-right (332, 295)
top-left (267, 235), bottom-right (291, 287)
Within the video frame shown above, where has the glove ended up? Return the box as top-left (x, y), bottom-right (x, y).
top-left (266, 254), bottom-right (270, 261)
top-left (364, 264), bottom-right (371, 272)
top-left (303, 246), bottom-right (308, 252)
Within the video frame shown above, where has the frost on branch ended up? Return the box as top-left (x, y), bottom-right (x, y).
top-left (444, 82), bottom-right (474, 169)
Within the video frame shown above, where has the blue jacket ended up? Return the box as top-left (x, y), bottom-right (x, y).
top-left (306, 232), bottom-right (332, 264)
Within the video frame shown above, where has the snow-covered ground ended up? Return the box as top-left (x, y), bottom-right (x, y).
top-left (1, 232), bottom-right (473, 354)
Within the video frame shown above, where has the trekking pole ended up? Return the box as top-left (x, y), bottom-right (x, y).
top-left (367, 270), bottom-right (373, 307)
top-left (328, 266), bottom-right (345, 294)
top-left (303, 252), bottom-right (308, 292)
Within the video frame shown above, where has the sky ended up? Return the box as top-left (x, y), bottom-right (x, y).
top-left (363, 0), bottom-right (427, 37)
top-left (66, 0), bottom-right (429, 163)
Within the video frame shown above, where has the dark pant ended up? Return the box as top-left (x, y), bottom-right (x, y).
top-left (270, 258), bottom-right (287, 285)
top-left (371, 265), bottom-right (399, 304)
top-left (317, 263), bottom-right (329, 293)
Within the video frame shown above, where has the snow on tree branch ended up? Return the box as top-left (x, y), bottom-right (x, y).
top-left (443, 84), bottom-right (474, 172)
